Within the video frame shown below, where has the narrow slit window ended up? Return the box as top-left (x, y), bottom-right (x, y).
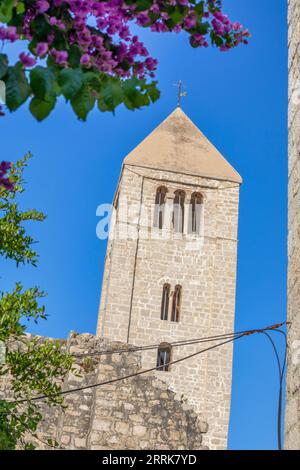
top-left (173, 190), bottom-right (185, 233)
top-left (161, 284), bottom-right (170, 320)
top-left (171, 285), bottom-right (182, 322)
top-left (189, 192), bottom-right (203, 234)
top-left (153, 187), bottom-right (167, 229)
top-left (156, 344), bottom-right (172, 371)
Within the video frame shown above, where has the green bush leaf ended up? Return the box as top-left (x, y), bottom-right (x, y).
top-left (58, 68), bottom-right (83, 100)
top-left (16, 2), bottom-right (25, 14)
top-left (30, 66), bottom-right (59, 101)
top-left (30, 14), bottom-right (51, 42)
top-left (195, 1), bottom-right (204, 16)
top-left (68, 45), bottom-right (81, 68)
top-left (98, 79), bottom-right (124, 112)
top-left (146, 82), bottom-right (160, 103)
top-left (29, 96), bottom-right (56, 121)
top-left (0, 54), bottom-right (8, 80)
top-left (123, 79), bottom-right (150, 110)
top-left (135, 0), bottom-right (152, 12)
top-left (5, 64), bottom-right (31, 111)
top-left (169, 8), bottom-right (185, 25)
top-left (0, 0), bottom-right (14, 23)
top-left (97, 98), bottom-right (110, 112)
top-left (197, 22), bottom-right (209, 35)
top-left (71, 84), bottom-right (95, 120)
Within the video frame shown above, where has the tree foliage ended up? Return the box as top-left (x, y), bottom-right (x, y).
top-left (0, 0), bottom-right (249, 120)
top-left (0, 154), bottom-right (74, 449)
top-left (0, 161), bottom-right (13, 191)
top-left (0, 154), bottom-right (44, 265)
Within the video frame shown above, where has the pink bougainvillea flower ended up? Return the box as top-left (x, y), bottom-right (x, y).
top-left (36, 42), bottom-right (48, 57)
top-left (36, 0), bottom-right (50, 13)
top-left (80, 53), bottom-right (91, 66)
top-left (19, 52), bottom-right (36, 67)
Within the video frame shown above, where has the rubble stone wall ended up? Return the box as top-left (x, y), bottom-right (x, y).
top-left (0, 333), bottom-right (208, 450)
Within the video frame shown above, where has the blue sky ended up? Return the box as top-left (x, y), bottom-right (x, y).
top-left (0, 0), bottom-right (287, 450)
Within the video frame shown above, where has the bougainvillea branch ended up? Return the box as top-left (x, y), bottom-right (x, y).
top-left (0, 1), bottom-right (250, 120)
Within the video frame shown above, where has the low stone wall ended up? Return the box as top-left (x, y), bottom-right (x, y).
top-left (1, 332), bottom-right (208, 450)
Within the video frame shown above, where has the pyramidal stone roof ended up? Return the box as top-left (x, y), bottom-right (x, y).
top-left (123, 107), bottom-right (242, 184)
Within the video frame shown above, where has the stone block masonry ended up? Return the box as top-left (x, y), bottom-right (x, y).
top-left (0, 333), bottom-right (208, 450)
top-left (97, 108), bottom-right (241, 450)
top-left (98, 165), bottom-right (240, 450)
top-left (285, 0), bottom-right (300, 449)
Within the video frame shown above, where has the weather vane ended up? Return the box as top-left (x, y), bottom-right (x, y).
top-left (174, 80), bottom-right (187, 108)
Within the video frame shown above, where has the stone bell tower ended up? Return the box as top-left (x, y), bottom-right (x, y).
top-left (97, 107), bottom-right (242, 449)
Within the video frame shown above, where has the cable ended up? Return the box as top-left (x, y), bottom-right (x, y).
top-left (73, 332), bottom-right (239, 358)
top-left (72, 322), bottom-right (286, 358)
top-left (9, 323), bottom-right (287, 404)
top-left (11, 333), bottom-right (246, 405)
top-left (1, 321), bottom-right (289, 451)
top-left (262, 328), bottom-right (287, 451)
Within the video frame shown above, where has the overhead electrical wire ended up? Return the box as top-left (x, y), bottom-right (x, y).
top-left (72, 322), bottom-right (286, 359)
top-left (262, 328), bottom-right (287, 451)
top-left (8, 322), bottom-right (287, 405)
top-left (1, 321), bottom-right (288, 450)
top-left (11, 333), bottom-right (247, 405)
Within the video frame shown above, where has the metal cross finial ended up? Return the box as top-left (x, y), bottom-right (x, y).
top-left (174, 80), bottom-right (187, 108)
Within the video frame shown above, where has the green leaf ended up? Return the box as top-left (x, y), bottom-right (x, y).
top-left (68, 45), bottom-right (81, 68)
top-left (197, 22), bottom-right (209, 35)
top-left (82, 71), bottom-right (102, 92)
top-left (0, 54), bottom-right (8, 80)
top-left (28, 39), bottom-right (38, 56)
top-left (58, 68), bottom-right (83, 101)
top-left (194, 1), bottom-right (204, 16)
top-left (169, 7), bottom-right (185, 25)
top-left (135, 0), bottom-right (152, 12)
top-left (97, 98), bottom-right (110, 112)
top-left (98, 79), bottom-right (124, 112)
top-left (16, 2), bottom-right (25, 14)
top-left (29, 96), bottom-right (56, 121)
top-left (0, 0), bottom-right (14, 22)
top-left (212, 34), bottom-right (223, 47)
top-left (30, 14), bottom-right (51, 42)
top-left (123, 78), bottom-right (150, 110)
top-left (146, 82), bottom-right (160, 103)
top-left (71, 84), bottom-right (95, 120)
top-left (5, 64), bottom-right (31, 112)
top-left (30, 66), bottom-right (59, 101)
